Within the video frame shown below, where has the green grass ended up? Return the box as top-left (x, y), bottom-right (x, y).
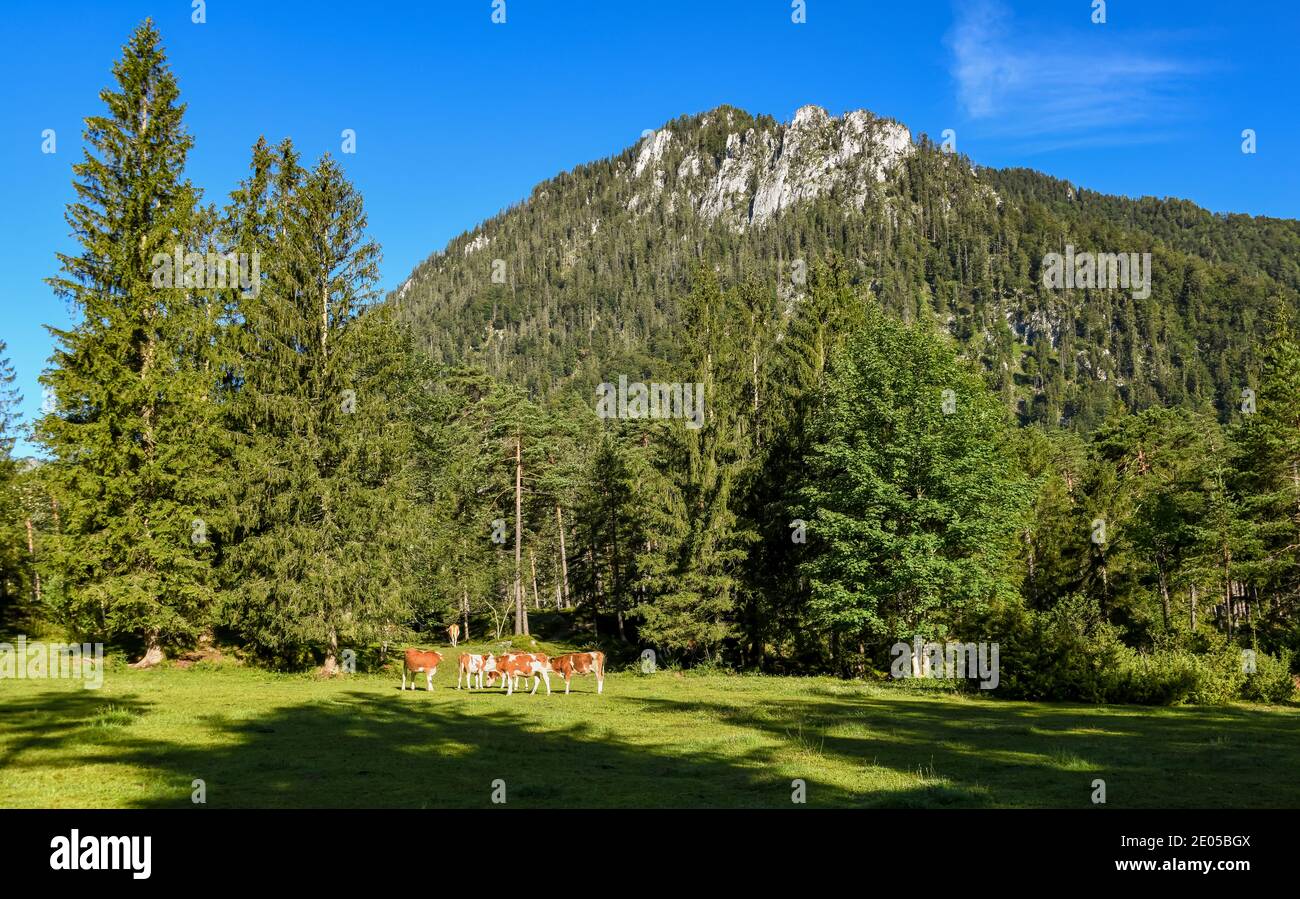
top-left (2, 653), bottom-right (1298, 808)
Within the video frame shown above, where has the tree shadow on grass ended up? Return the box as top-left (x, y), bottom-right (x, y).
top-left (625, 690), bottom-right (1300, 808)
top-left (0, 690), bottom-right (155, 775)
top-left (6, 687), bottom-right (962, 808)
top-left (8, 681), bottom-right (1294, 808)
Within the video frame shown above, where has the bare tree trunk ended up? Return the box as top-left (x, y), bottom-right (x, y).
top-left (1247, 584), bottom-right (1257, 644)
top-left (462, 586), bottom-right (470, 641)
top-left (1190, 583), bottom-right (1198, 630)
top-left (530, 552), bottom-right (540, 609)
top-left (1156, 557), bottom-right (1171, 629)
top-left (590, 547), bottom-right (600, 638)
top-left (556, 505), bottom-right (570, 609)
top-left (1223, 548), bottom-right (1234, 639)
top-left (609, 503), bottom-right (625, 641)
top-left (514, 433), bottom-right (525, 635)
top-left (25, 518), bottom-right (40, 602)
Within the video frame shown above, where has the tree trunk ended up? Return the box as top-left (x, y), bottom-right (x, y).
top-left (514, 433), bottom-right (525, 635)
top-left (25, 518), bottom-right (40, 602)
top-left (321, 627), bottom-right (339, 676)
top-left (530, 552), bottom-right (540, 609)
top-left (609, 504), bottom-right (625, 641)
top-left (1190, 583), bottom-right (1198, 630)
top-left (130, 631), bottom-right (165, 668)
top-left (556, 505), bottom-right (570, 609)
top-left (1223, 547), bottom-right (1234, 639)
top-left (461, 586), bottom-right (470, 641)
top-left (590, 547), bottom-right (600, 638)
top-left (1156, 557), bottom-right (1171, 629)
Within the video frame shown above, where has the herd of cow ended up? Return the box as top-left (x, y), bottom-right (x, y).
top-left (402, 648), bottom-right (606, 696)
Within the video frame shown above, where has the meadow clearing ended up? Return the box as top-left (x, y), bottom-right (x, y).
top-left (3, 645), bottom-right (1299, 809)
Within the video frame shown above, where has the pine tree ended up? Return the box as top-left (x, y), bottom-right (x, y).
top-left (1235, 308), bottom-right (1300, 647)
top-left (36, 20), bottom-right (221, 663)
top-left (633, 269), bottom-right (755, 660)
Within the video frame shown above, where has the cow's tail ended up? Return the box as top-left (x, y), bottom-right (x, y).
top-left (596, 651), bottom-right (606, 679)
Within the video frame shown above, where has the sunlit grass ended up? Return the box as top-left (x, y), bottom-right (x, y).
top-left (2, 660), bottom-right (1298, 808)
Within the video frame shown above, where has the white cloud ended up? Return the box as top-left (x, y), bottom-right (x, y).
top-left (947, 1), bottom-right (1204, 147)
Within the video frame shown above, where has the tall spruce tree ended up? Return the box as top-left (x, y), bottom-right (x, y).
top-left (37, 21), bottom-right (221, 663)
top-left (1235, 308), bottom-right (1300, 648)
top-left (220, 144), bottom-right (418, 672)
top-left (633, 269), bottom-right (755, 660)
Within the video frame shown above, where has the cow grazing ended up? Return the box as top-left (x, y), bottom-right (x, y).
top-left (447, 623), bottom-right (460, 647)
top-left (402, 648), bottom-right (443, 691)
top-left (490, 652), bottom-right (551, 696)
top-left (550, 651), bottom-right (606, 695)
top-left (457, 652), bottom-right (496, 689)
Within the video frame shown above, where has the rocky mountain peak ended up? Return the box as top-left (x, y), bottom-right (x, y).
top-left (629, 104), bottom-right (914, 230)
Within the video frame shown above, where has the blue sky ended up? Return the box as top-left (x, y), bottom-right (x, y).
top-left (2, 0), bottom-right (1297, 455)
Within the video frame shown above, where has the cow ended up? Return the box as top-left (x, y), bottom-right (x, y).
top-left (447, 623), bottom-right (460, 647)
top-left (457, 652), bottom-right (497, 690)
top-left (489, 652), bottom-right (551, 696)
top-left (486, 652), bottom-right (526, 694)
top-left (550, 651), bottom-right (606, 695)
top-left (402, 648), bottom-right (443, 691)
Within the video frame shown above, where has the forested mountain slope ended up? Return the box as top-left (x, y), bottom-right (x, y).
top-left (392, 104), bottom-right (1297, 431)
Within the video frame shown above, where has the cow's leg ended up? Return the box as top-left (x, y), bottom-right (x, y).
top-left (426, 670), bottom-right (434, 691)
top-left (541, 671), bottom-right (551, 695)
top-left (529, 674), bottom-right (539, 696)
top-left (402, 669), bottom-right (408, 691)
top-left (597, 673), bottom-right (604, 695)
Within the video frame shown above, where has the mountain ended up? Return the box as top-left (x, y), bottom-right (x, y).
top-left (389, 104), bottom-right (1300, 431)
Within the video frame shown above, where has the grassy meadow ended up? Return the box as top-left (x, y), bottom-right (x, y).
top-left (3, 645), bottom-right (1299, 809)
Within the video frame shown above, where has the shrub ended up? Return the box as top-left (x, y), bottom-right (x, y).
top-left (1240, 649), bottom-right (1297, 704)
top-left (964, 598), bottom-right (1285, 706)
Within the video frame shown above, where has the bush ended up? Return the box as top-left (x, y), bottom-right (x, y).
top-left (967, 598), bottom-right (1285, 706)
top-left (1241, 649), bottom-right (1297, 704)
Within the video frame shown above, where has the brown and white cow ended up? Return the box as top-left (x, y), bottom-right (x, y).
top-left (457, 652), bottom-right (497, 689)
top-left (402, 648), bottom-right (443, 691)
top-left (489, 652), bottom-right (551, 696)
top-left (550, 651), bottom-right (606, 695)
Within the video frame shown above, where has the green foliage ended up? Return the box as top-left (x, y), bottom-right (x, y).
top-left (973, 597), bottom-right (1281, 705)
top-left (19, 25), bottom-right (1300, 706)
top-left (799, 304), bottom-right (1027, 648)
top-left (218, 142), bottom-right (420, 670)
top-left (1241, 649), bottom-right (1297, 704)
top-left (0, 343), bottom-right (28, 620)
top-left (35, 20), bottom-right (221, 657)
